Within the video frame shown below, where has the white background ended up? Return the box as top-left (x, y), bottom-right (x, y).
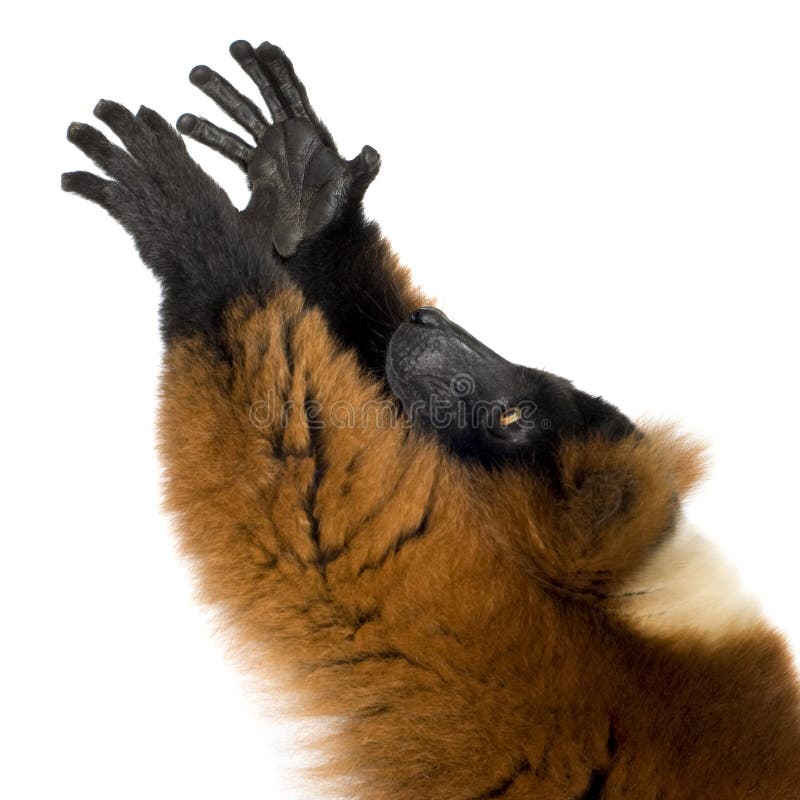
top-left (2, 2), bottom-right (799, 797)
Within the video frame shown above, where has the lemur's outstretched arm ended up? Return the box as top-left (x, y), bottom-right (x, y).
top-left (178, 40), bottom-right (429, 376)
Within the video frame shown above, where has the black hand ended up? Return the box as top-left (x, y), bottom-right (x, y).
top-left (176, 40), bottom-right (380, 258)
top-left (63, 100), bottom-right (277, 342)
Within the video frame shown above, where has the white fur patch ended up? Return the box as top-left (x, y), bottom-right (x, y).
top-left (614, 517), bottom-right (763, 645)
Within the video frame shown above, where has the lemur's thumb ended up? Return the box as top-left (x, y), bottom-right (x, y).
top-left (349, 145), bottom-right (381, 197)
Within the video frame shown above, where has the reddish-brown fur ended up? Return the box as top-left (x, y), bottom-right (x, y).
top-left (158, 277), bottom-right (800, 798)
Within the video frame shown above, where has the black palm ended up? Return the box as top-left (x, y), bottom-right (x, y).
top-left (177, 41), bottom-right (380, 258)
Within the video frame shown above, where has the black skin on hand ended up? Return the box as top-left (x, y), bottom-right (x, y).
top-left (177, 41), bottom-right (380, 260)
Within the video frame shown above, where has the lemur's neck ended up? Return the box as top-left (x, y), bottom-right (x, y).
top-left (614, 516), bottom-right (763, 644)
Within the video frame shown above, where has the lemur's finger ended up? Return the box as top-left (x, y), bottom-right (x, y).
top-left (349, 145), bottom-right (381, 191)
top-left (229, 40), bottom-right (287, 124)
top-left (188, 65), bottom-right (268, 139)
top-left (135, 105), bottom-right (174, 136)
top-left (251, 41), bottom-right (335, 150)
top-left (176, 113), bottom-right (253, 171)
top-left (135, 105), bottom-right (190, 161)
top-left (66, 122), bottom-right (142, 188)
top-left (136, 106), bottom-right (184, 144)
top-left (93, 100), bottom-right (153, 162)
top-left (254, 42), bottom-right (312, 121)
top-left (61, 170), bottom-right (131, 218)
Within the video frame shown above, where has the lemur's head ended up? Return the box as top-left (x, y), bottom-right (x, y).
top-left (386, 307), bottom-right (634, 469)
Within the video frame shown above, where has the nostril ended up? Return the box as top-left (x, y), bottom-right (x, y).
top-left (409, 307), bottom-right (446, 326)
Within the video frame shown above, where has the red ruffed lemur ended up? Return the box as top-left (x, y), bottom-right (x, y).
top-left (62, 39), bottom-right (800, 800)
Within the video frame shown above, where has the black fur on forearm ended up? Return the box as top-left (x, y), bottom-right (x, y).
top-left (286, 204), bottom-right (425, 376)
top-left (157, 233), bottom-right (282, 345)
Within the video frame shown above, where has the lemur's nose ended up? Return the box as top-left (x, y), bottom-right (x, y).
top-left (409, 307), bottom-right (447, 326)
